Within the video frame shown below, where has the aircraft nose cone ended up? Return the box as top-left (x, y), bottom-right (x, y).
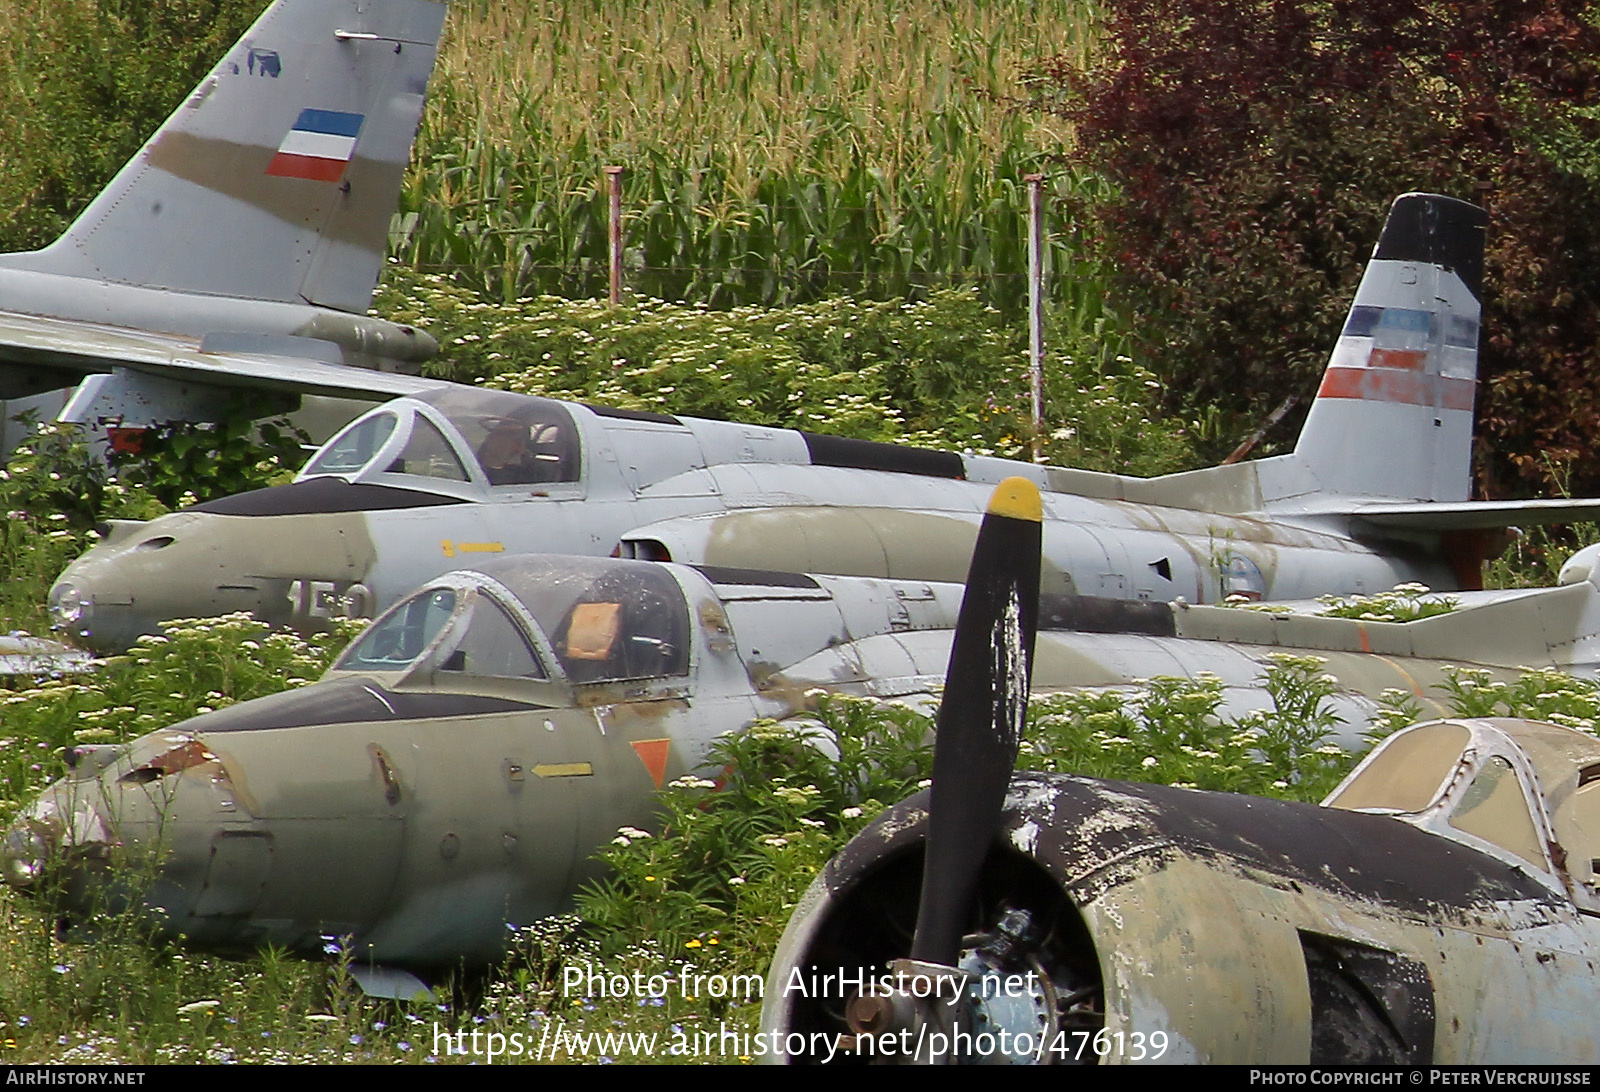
top-left (48, 512), bottom-right (225, 653)
top-left (1, 780), bottom-right (117, 892)
top-left (2, 733), bottom-right (251, 936)
top-left (51, 505), bottom-right (373, 655)
top-left (48, 570), bottom-right (140, 653)
top-left (2, 816), bottom-right (56, 888)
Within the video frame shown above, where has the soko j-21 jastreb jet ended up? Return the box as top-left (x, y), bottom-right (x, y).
top-left (761, 480), bottom-right (1600, 1065)
top-left (4, 478), bottom-right (1111, 991)
top-left (0, 0), bottom-right (446, 429)
top-left (2, 513), bottom-right (996, 992)
top-left (49, 193), bottom-right (1600, 652)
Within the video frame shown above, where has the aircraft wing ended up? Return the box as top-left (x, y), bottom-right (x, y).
top-left (0, 309), bottom-right (440, 423)
top-left (0, 633), bottom-right (94, 676)
top-left (1343, 498), bottom-right (1600, 531)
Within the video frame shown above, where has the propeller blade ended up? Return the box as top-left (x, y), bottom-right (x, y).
top-left (910, 476), bottom-right (1042, 967)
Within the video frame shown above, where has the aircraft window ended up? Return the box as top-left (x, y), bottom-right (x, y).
top-left (442, 597), bottom-right (546, 680)
top-left (304, 412), bottom-right (397, 476)
top-left (412, 388), bottom-right (580, 486)
top-left (481, 558), bottom-right (691, 684)
top-left (337, 589), bottom-right (457, 672)
top-left (473, 418), bottom-right (577, 486)
top-left (1449, 756), bottom-right (1544, 868)
top-left (1570, 772), bottom-right (1600, 889)
top-left (386, 416), bottom-right (468, 481)
top-left (1325, 722), bottom-right (1469, 813)
top-left (547, 572), bottom-right (688, 684)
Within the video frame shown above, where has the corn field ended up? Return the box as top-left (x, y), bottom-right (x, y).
top-left (0, 1), bottom-right (1118, 339)
top-left (398, 0), bottom-right (1110, 317)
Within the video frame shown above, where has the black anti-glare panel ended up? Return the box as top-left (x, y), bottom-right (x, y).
top-left (801, 431), bottom-right (965, 479)
top-left (191, 477), bottom-right (466, 516)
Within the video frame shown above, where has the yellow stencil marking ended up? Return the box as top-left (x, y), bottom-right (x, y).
top-left (441, 540), bottom-right (505, 557)
top-left (1374, 654), bottom-right (1429, 701)
top-left (533, 763), bottom-right (593, 778)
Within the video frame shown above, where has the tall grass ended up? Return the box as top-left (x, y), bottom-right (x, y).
top-left (0, 1), bottom-right (1119, 351)
top-left (399, 0), bottom-right (1106, 313)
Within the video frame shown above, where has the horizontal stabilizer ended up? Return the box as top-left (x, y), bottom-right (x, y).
top-left (1343, 498), bottom-right (1600, 532)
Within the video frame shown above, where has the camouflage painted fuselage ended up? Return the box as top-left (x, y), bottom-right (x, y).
top-left (764, 719), bottom-right (1600, 1064)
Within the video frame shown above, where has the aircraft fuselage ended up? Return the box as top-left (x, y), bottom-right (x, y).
top-left (50, 388), bottom-right (1448, 653)
top-left (762, 718), bottom-right (1600, 1064)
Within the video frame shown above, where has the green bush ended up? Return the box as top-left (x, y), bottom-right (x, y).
top-left (0, 0), bottom-right (268, 252)
top-left (575, 695), bottom-right (931, 966)
top-left (378, 269), bottom-right (1198, 471)
top-left (1035, 0), bottom-right (1600, 489)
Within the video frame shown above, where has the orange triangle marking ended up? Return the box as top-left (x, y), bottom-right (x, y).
top-left (631, 738), bottom-right (672, 789)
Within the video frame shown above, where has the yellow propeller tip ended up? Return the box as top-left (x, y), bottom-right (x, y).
top-left (986, 476), bottom-right (1042, 523)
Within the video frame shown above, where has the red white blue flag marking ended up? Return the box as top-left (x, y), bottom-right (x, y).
top-left (266, 109), bottom-right (364, 182)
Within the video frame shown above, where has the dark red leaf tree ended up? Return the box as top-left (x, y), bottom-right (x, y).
top-left (1041, 0), bottom-right (1600, 494)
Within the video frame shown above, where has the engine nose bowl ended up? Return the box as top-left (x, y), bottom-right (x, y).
top-left (769, 843), bottom-right (1102, 1064)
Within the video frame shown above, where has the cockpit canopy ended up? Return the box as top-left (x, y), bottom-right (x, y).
top-left (300, 388), bottom-right (581, 495)
top-left (333, 556), bottom-right (690, 686)
top-left (1326, 718), bottom-right (1600, 906)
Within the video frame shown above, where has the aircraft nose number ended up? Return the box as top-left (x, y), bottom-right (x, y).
top-left (286, 579), bottom-right (373, 620)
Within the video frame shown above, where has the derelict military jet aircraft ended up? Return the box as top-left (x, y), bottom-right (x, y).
top-left (0, 0), bottom-right (445, 430)
top-left (4, 526), bottom-right (995, 994)
top-left (47, 193), bottom-right (1600, 653)
top-left (760, 479), bottom-right (1600, 1065)
top-left (11, 479), bottom-right (1600, 1008)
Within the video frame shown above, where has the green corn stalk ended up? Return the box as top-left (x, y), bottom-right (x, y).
top-left (399, 0), bottom-right (1106, 321)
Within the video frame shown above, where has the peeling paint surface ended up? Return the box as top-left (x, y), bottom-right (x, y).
top-left (765, 720), bottom-right (1600, 1064)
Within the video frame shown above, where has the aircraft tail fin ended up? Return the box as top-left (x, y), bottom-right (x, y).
top-left (1290, 193), bottom-right (1489, 504)
top-left (12, 0), bottom-right (445, 315)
